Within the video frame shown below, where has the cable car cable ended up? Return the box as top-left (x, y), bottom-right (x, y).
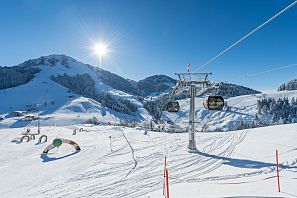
top-left (194, 0), bottom-right (297, 72)
top-left (218, 63), bottom-right (297, 85)
top-left (237, 63), bottom-right (297, 80)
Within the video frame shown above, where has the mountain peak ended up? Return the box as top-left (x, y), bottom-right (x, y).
top-left (19, 54), bottom-right (78, 68)
top-left (41, 54), bottom-right (77, 62)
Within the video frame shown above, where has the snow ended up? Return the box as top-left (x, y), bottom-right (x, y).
top-left (0, 123), bottom-right (296, 197)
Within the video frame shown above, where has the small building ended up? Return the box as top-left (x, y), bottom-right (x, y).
top-left (24, 114), bottom-right (37, 121)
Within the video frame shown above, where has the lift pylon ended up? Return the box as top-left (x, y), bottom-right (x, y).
top-left (174, 72), bottom-right (213, 152)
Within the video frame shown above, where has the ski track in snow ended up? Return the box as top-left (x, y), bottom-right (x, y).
top-left (29, 129), bottom-right (250, 198)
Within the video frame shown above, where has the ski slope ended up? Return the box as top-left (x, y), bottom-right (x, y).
top-left (1, 123), bottom-right (296, 197)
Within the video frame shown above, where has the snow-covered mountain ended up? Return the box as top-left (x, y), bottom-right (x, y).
top-left (137, 75), bottom-right (176, 96)
top-left (0, 55), bottom-right (177, 97)
top-left (0, 55), bottom-right (153, 128)
top-left (92, 69), bottom-right (176, 97)
top-left (2, 54), bottom-right (296, 132)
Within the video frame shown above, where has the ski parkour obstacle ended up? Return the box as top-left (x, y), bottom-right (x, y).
top-left (42, 138), bottom-right (81, 154)
top-left (37, 135), bottom-right (47, 144)
top-left (20, 135), bottom-right (30, 143)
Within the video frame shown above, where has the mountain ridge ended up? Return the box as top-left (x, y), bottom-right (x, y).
top-left (1, 54), bottom-right (177, 97)
top-left (1, 54), bottom-right (262, 98)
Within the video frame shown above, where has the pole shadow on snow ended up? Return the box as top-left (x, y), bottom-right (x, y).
top-left (281, 191), bottom-right (297, 198)
top-left (223, 196), bottom-right (286, 198)
top-left (196, 151), bottom-right (297, 169)
top-left (40, 150), bottom-right (80, 162)
top-left (227, 109), bottom-right (252, 117)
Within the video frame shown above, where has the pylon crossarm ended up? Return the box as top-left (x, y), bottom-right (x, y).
top-left (174, 72), bottom-right (212, 88)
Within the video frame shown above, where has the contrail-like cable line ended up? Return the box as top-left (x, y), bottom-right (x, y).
top-left (195, 0), bottom-right (297, 71)
top-left (241, 63), bottom-right (297, 78)
top-left (222, 63), bottom-right (297, 84)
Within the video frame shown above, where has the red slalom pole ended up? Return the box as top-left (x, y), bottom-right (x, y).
top-left (163, 157), bottom-right (170, 198)
top-left (276, 149), bottom-right (281, 192)
top-left (166, 166), bottom-right (169, 198)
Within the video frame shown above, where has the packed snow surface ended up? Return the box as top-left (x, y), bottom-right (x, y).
top-left (0, 123), bottom-right (297, 198)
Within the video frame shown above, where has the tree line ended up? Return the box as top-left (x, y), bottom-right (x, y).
top-left (51, 73), bottom-right (137, 115)
top-left (0, 66), bottom-right (40, 90)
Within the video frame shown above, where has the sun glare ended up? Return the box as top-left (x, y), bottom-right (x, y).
top-left (93, 43), bottom-right (107, 56)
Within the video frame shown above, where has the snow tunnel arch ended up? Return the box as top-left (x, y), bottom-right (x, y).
top-left (42, 138), bottom-right (81, 154)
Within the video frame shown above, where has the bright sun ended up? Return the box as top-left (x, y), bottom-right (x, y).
top-left (93, 43), bottom-right (107, 56)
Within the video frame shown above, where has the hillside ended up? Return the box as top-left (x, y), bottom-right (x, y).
top-left (163, 90), bottom-right (297, 132)
top-left (203, 82), bottom-right (260, 98)
top-left (137, 75), bottom-right (176, 96)
top-left (0, 65), bottom-right (40, 90)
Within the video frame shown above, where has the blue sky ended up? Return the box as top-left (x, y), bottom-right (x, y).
top-left (0, 0), bottom-right (296, 92)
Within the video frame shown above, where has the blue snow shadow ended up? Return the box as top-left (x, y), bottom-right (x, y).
top-left (196, 151), bottom-right (297, 169)
top-left (40, 150), bottom-right (80, 162)
top-left (9, 119), bottom-right (32, 128)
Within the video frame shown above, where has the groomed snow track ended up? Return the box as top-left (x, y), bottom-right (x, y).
top-left (30, 128), bottom-right (248, 198)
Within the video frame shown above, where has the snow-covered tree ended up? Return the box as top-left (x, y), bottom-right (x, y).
top-left (278, 79), bottom-right (297, 91)
top-left (257, 97), bottom-right (297, 126)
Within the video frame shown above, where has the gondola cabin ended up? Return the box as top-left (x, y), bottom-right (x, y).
top-left (167, 101), bottom-right (180, 112)
top-left (203, 96), bottom-right (224, 110)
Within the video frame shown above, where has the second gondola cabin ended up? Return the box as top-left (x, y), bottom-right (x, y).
top-left (167, 101), bottom-right (180, 112)
top-left (203, 96), bottom-right (224, 110)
